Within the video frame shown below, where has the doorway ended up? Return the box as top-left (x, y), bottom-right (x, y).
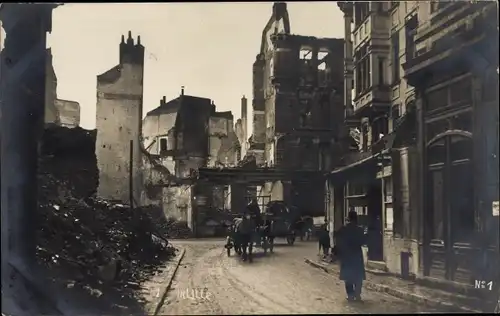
top-left (425, 132), bottom-right (474, 281)
top-left (367, 181), bottom-right (384, 261)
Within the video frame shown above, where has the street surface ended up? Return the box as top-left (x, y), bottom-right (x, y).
top-left (158, 239), bottom-right (444, 315)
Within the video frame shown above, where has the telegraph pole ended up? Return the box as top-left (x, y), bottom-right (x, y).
top-left (129, 139), bottom-right (134, 210)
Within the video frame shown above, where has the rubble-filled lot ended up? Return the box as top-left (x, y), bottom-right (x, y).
top-left (34, 126), bottom-right (188, 314)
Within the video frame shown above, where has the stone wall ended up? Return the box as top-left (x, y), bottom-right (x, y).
top-left (95, 33), bottom-right (144, 204)
top-left (162, 185), bottom-right (193, 227)
top-left (208, 112), bottom-right (238, 167)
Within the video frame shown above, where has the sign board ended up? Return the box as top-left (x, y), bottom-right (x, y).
top-left (493, 201), bottom-right (499, 217)
top-left (385, 195), bottom-right (393, 203)
top-left (385, 207), bottom-right (394, 230)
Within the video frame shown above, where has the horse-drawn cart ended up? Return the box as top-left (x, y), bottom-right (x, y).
top-left (263, 201), bottom-right (299, 246)
top-left (224, 200), bottom-right (301, 261)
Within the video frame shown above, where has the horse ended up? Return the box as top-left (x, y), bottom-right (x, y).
top-left (257, 217), bottom-right (275, 253)
top-left (233, 216), bottom-right (257, 262)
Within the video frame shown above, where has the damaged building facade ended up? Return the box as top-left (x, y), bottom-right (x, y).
top-left (45, 49), bottom-right (81, 128)
top-left (142, 90), bottom-right (239, 233)
top-left (248, 2), bottom-right (346, 215)
top-left (94, 32), bottom-right (239, 236)
top-left (95, 32), bottom-right (145, 204)
top-left (331, 1), bottom-right (498, 286)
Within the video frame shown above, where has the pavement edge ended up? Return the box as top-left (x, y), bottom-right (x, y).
top-left (152, 247), bottom-right (186, 316)
top-left (304, 258), bottom-right (480, 313)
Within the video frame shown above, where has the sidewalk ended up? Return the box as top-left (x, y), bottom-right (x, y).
top-left (140, 248), bottom-right (186, 315)
top-left (304, 256), bottom-right (491, 313)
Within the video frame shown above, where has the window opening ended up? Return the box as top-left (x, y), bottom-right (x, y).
top-left (300, 48), bottom-right (312, 60)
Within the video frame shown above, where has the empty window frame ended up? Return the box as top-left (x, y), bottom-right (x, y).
top-left (299, 48), bottom-right (312, 60)
top-left (159, 138), bottom-right (167, 152)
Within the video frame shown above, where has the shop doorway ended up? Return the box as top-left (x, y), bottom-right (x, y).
top-left (425, 131), bottom-right (474, 281)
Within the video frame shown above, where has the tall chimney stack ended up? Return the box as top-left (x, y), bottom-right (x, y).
top-left (241, 95), bottom-right (248, 144)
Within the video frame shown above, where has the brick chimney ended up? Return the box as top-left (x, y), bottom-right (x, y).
top-left (241, 95), bottom-right (248, 144)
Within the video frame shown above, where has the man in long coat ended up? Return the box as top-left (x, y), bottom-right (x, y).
top-left (335, 210), bottom-right (367, 301)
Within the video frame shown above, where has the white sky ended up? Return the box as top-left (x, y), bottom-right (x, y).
top-left (48, 2), bottom-right (344, 130)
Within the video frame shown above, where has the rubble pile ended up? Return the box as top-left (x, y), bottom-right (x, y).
top-left (162, 217), bottom-right (193, 239)
top-left (35, 126), bottom-right (178, 310)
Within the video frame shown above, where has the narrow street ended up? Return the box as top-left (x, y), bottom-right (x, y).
top-left (158, 240), bottom-right (444, 315)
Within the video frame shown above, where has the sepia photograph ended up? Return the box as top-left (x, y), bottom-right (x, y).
top-left (1, 1), bottom-right (498, 315)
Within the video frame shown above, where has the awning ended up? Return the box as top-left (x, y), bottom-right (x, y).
top-left (326, 151), bottom-right (390, 184)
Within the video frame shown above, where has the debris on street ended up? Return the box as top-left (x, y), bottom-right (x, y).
top-left (35, 126), bottom-right (184, 312)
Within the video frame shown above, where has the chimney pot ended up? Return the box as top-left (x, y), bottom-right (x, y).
top-left (162, 96), bottom-right (166, 103)
top-left (181, 86), bottom-right (185, 96)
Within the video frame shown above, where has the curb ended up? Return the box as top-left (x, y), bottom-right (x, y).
top-left (152, 248), bottom-right (186, 316)
top-left (304, 258), bottom-right (481, 313)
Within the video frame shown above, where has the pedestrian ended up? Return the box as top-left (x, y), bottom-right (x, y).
top-left (336, 210), bottom-right (366, 302)
top-left (318, 221), bottom-right (330, 258)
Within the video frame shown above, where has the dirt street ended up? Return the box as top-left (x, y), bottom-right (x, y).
top-left (157, 239), bottom-right (444, 315)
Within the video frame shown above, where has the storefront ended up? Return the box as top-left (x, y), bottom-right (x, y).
top-left (406, 46), bottom-right (498, 285)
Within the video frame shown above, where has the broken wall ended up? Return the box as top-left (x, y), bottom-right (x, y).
top-left (251, 54), bottom-right (267, 165)
top-left (45, 49), bottom-right (59, 125)
top-left (55, 99), bottom-right (80, 128)
top-left (208, 112), bottom-right (238, 167)
top-left (162, 185), bottom-right (193, 227)
top-left (142, 96), bottom-right (180, 155)
top-left (234, 119), bottom-right (244, 160)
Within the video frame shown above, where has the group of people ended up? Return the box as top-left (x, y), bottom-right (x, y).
top-left (317, 211), bottom-right (367, 302)
top-left (231, 201), bottom-right (367, 302)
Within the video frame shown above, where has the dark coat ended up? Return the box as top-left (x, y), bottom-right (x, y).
top-left (235, 217), bottom-right (256, 235)
top-left (336, 222), bottom-right (366, 282)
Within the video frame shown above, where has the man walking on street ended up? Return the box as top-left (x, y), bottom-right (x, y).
top-left (336, 210), bottom-right (366, 302)
top-left (318, 218), bottom-right (330, 258)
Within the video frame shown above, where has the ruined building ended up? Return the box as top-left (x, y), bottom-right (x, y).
top-left (45, 49), bottom-right (81, 128)
top-left (234, 96), bottom-right (249, 161)
top-left (249, 2), bottom-right (345, 215)
top-left (142, 89), bottom-right (238, 228)
top-left (95, 32), bottom-right (144, 204)
top-left (331, 1), bottom-right (498, 287)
